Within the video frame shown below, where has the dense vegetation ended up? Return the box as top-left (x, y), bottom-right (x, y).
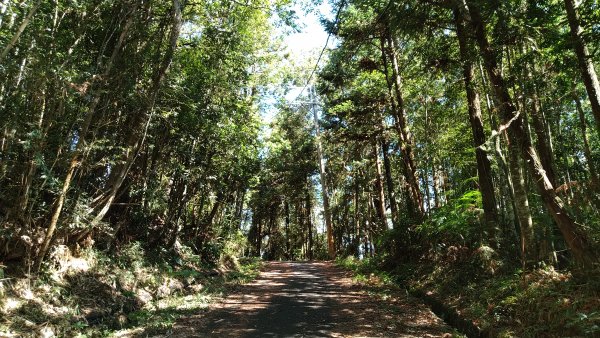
top-left (0, 0), bottom-right (285, 269)
top-left (1, 0), bottom-right (599, 336)
top-left (315, 0), bottom-right (600, 268)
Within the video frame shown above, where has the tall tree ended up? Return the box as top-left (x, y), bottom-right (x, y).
top-left (311, 87), bottom-right (336, 259)
top-left (453, 7), bottom-right (499, 243)
top-left (563, 0), bottom-right (600, 133)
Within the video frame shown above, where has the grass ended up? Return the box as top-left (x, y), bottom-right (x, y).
top-left (0, 243), bottom-right (263, 337)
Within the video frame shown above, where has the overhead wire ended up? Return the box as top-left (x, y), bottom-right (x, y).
top-left (292, 0), bottom-right (394, 103)
top-left (293, 0), bottom-right (347, 102)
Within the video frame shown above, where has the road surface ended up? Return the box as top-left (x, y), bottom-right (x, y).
top-left (168, 261), bottom-right (453, 337)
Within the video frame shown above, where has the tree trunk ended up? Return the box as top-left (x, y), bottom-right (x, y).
top-left (90, 0), bottom-right (183, 225)
top-left (521, 51), bottom-right (560, 263)
top-left (354, 174), bottom-right (361, 257)
top-left (422, 167), bottom-right (431, 216)
top-left (564, 0), bottom-right (600, 133)
top-left (507, 142), bottom-right (536, 265)
top-left (432, 163), bottom-right (440, 209)
top-left (285, 200), bottom-right (291, 260)
top-left (381, 138), bottom-right (399, 227)
top-left (311, 87), bottom-right (335, 259)
top-left (454, 8), bottom-right (500, 244)
top-left (479, 60), bottom-right (522, 243)
top-left (574, 91), bottom-right (600, 190)
top-left (373, 138), bottom-right (387, 231)
top-left (463, 0), bottom-right (597, 267)
top-left (235, 189), bottom-right (246, 229)
top-left (255, 217), bottom-right (262, 257)
top-left (16, 86), bottom-right (48, 220)
top-left (305, 181), bottom-right (313, 260)
top-left (387, 33), bottom-right (424, 220)
top-left (523, 51), bottom-right (557, 187)
top-left (380, 32), bottom-right (424, 221)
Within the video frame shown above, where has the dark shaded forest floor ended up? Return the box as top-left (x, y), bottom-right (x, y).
top-left (167, 261), bottom-right (457, 338)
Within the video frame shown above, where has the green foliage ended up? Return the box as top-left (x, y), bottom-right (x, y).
top-left (117, 242), bottom-right (146, 270)
top-left (418, 190), bottom-right (484, 245)
top-left (0, 0), bottom-right (302, 276)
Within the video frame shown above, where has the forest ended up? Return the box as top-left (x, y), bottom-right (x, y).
top-left (1, 0), bottom-right (599, 336)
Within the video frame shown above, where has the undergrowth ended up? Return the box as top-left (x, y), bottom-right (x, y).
top-left (336, 254), bottom-right (600, 337)
top-left (0, 243), bottom-right (262, 337)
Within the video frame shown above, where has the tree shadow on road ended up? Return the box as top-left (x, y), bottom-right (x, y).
top-left (155, 261), bottom-right (453, 338)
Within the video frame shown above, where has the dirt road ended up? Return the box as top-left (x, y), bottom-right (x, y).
top-left (168, 261), bottom-right (454, 337)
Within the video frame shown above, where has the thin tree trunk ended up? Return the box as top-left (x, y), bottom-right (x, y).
top-left (91, 0), bottom-right (183, 225)
top-left (507, 142), bottom-right (535, 265)
top-left (432, 163), bottom-right (440, 209)
top-left (255, 217), bottom-right (262, 257)
top-left (523, 49), bottom-right (557, 187)
top-left (385, 31), bottom-right (424, 220)
top-left (285, 200), bottom-right (291, 260)
top-left (17, 87), bottom-right (46, 218)
top-left (364, 194), bottom-right (370, 257)
top-left (235, 189), bottom-right (245, 228)
top-left (423, 98), bottom-right (432, 215)
top-left (422, 168), bottom-right (431, 216)
top-left (299, 200), bottom-right (306, 259)
top-left (373, 138), bottom-right (387, 231)
top-left (522, 50), bottom-right (559, 263)
top-left (479, 60), bottom-right (521, 241)
top-left (305, 181), bottom-right (313, 260)
top-left (311, 86), bottom-right (335, 259)
top-left (380, 33), bottom-right (423, 221)
top-left (574, 91), bottom-right (600, 190)
top-left (354, 175), bottom-right (361, 257)
top-left (381, 138), bottom-right (399, 227)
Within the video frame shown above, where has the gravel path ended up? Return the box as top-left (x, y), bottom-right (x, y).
top-left (168, 261), bottom-right (454, 337)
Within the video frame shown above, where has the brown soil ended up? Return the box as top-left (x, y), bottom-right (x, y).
top-left (167, 261), bottom-right (454, 337)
